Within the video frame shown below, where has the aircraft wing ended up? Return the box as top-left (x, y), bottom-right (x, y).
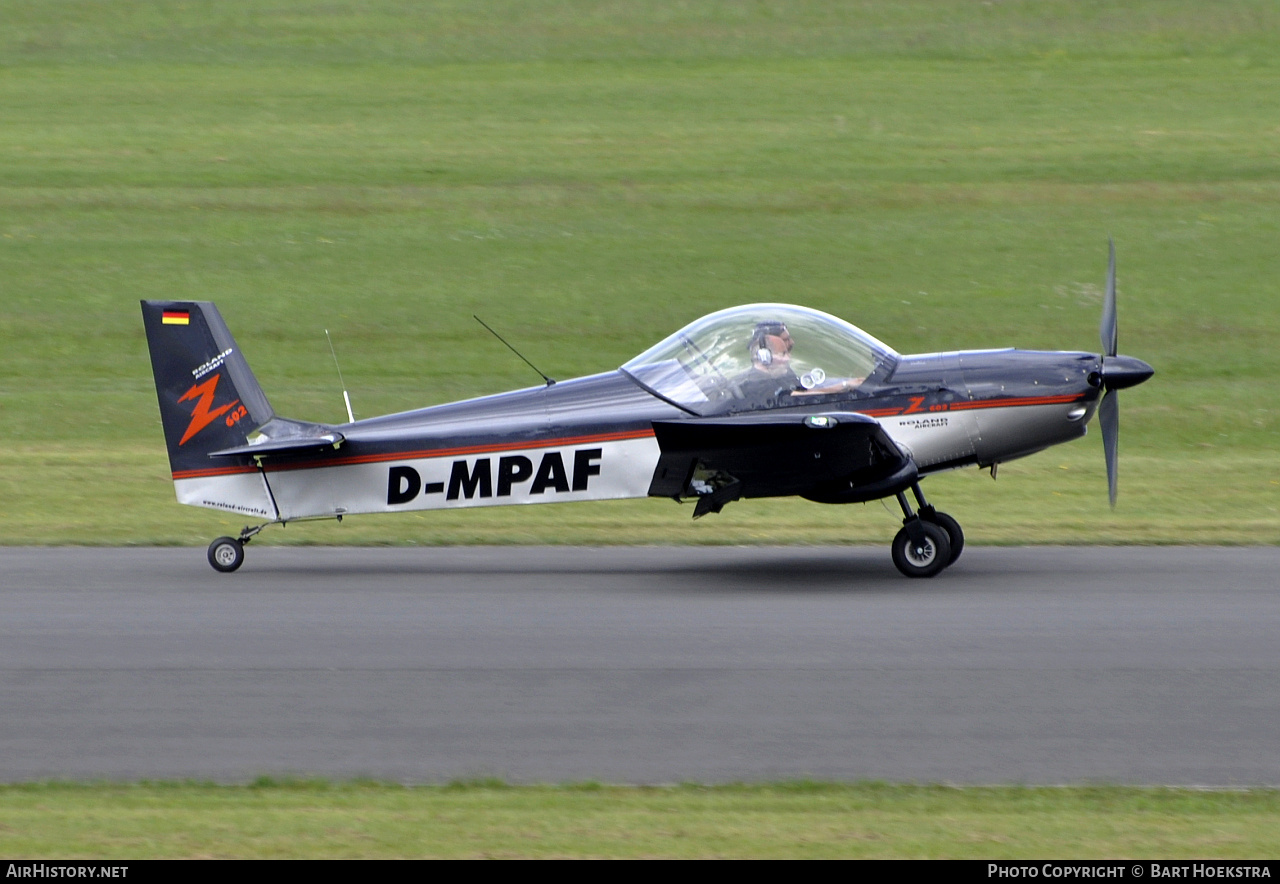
top-left (648, 411), bottom-right (917, 517)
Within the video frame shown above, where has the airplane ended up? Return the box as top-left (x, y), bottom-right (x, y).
top-left (141, 243), bottom-right (1152, 578)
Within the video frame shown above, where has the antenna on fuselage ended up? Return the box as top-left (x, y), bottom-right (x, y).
top-left (473, 315), bottom-right (556, 386)
top-left (325, 329), bottom-right (356, 423)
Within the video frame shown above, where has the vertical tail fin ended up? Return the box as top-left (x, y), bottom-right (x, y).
top-left (140, 301), bottom-right (275, 474)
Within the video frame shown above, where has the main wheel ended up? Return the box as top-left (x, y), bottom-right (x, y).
top-left (207, 536), bottom-right (244, 573)
top-left (891, 521), bottom-right (951, 579)
top-left (923, 510), bottom-right (964, 565)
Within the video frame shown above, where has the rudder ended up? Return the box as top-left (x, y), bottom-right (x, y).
top-left (140, 300), bottom-right (275, 475)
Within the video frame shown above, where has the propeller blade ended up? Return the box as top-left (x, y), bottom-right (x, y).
top-left (1101, 237), bottom-right (1117, 358)
top-left (1100, 389), bottom-right (1119, 508)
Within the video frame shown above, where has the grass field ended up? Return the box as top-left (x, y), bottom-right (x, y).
top-left (3, 781), bottom-right (1279, 859)
top-left (2, 0), bottom-right (1278, 547)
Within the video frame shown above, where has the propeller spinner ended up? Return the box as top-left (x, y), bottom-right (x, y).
top-left (1094, 238), bottom-right (1154, 507)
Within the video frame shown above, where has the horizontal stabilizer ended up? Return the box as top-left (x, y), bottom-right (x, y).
top-left (209, 417), bottom-right (344, 458)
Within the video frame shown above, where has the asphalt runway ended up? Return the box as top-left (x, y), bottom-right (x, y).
top-left (2, 545), bottom-right (1278, 785)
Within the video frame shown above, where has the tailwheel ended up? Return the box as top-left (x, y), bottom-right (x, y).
top-left (920, 507), bottom-right (964, 566)
top-left (207, 536), bottom-right (245, 573)
top-left (891, 520), bottom-right (951, 579)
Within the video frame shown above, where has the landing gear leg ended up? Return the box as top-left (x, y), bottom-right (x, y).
top-left (911, 485), bottom-right (964, 566)
top-left (890, 484), bottom-right (960, 578)
top-left (206, 523), bottom-right (267, 573)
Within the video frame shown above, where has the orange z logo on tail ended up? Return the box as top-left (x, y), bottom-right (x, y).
top-left (178, 374), bottom-right (239, 446)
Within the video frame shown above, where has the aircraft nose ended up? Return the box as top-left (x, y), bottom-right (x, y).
top-left (1100, 354), bottom-right (1154, 391)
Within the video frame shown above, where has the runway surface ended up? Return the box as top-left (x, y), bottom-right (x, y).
top-left (2, 545), bottom-right (1278, 785)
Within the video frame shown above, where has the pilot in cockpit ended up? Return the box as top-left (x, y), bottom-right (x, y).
top-left (736, 321), bottom-right (801, 404)
top-left (734, 321), bottom-right (863, 408)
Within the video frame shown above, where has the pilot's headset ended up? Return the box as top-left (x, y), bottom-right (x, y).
top-left (750, 321), bottom-right (789, 366)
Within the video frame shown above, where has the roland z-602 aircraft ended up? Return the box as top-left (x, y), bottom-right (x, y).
top-left (142, 244), bottom-right (1152, 577)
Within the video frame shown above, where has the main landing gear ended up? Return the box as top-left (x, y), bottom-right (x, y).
top-left (890, 484), bottom-right (964, 579)
top-left (206, 524), bottom-right (266, 573)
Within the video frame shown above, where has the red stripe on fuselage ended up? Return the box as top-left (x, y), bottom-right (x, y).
top-left (171, 395), bottom-right (1084, 481)
top-left (947, 393), bottom-right (1083, 411)
top-left (857, 392), bottom-right (1084, 418)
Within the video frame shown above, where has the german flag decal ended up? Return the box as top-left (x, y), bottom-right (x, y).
top-left (162, 310), bottom-right (190, 325)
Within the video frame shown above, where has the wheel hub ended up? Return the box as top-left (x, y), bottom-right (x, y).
top-left (906, 539), bottom-right (936, 566)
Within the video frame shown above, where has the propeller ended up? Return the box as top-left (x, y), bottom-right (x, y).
top-left (1099, 378), bottom-right (1120, 508)
top-left (1094, 238), bottom-right (1154, 508)
top-left (1101, 238), bottom-right (1118, 360)
top-left (1100, 238), bottom-right (1120, 508)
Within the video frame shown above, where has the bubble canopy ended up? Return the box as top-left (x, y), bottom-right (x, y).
top-left (621, 303), bottom-right (899, 415)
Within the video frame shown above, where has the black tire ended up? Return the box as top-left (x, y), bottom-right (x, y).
top-left (923, 511), bottom-right (964, 565)
top-left (891, 521), bottom-right (951, 579)
top-left (207, 536), bottom-right (244, 573)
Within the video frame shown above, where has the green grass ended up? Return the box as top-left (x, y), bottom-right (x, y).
top-left (2, 781), bottom-right (1279, 858)
top-left (2, 0), bottom-right (1279, 546)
